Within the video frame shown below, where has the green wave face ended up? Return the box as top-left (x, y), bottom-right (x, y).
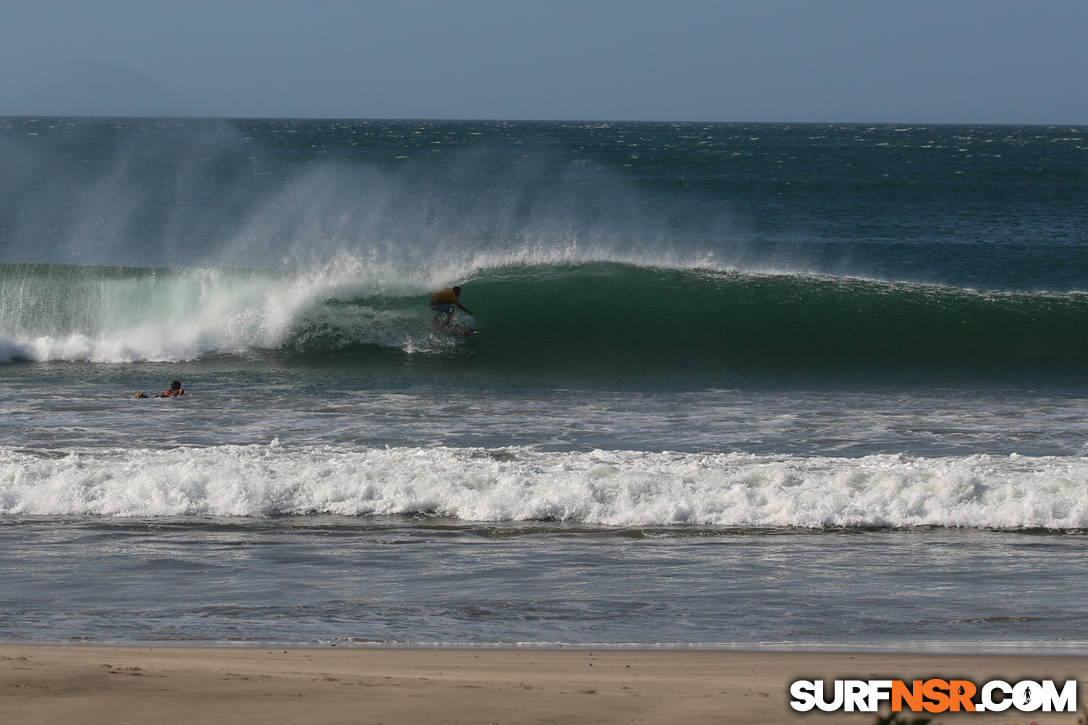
top-left (454, 263), bottom-right (1088, 375)
top-left (3, 261), bottom-right (1087, 378)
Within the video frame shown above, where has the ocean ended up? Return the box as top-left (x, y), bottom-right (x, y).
top-left (1, 117), bottom-right (1086, 651)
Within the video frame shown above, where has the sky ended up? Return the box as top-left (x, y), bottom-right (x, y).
top-left (2, 0), bottom-right (1086, 124)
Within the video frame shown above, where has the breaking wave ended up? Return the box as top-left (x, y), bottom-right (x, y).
top-left (2, 444), bottom-right (1086, 530)
top-left (2, 260), bottom-right (1086, 376)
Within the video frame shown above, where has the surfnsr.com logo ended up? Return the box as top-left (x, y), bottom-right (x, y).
top-left (789, 678), bottom-right (1079, 713)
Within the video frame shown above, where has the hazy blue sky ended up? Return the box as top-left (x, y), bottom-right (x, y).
top-left (2, 0), bottom-right (1085, 123)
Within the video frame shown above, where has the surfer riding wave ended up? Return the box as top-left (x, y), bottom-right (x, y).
top-left (429, 286), bottom-right (473, 327)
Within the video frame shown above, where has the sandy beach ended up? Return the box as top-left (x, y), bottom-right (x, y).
top-left (1, 646), bottom-right (1085, 725)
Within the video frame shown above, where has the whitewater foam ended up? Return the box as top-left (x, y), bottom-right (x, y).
top-left (3, 445), bottom-right (1085, 529)
top-left (0, 260), bottom-right (449, 362)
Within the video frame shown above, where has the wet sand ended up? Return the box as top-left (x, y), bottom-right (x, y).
top-left (1, 645), bottom-right (1085, 724)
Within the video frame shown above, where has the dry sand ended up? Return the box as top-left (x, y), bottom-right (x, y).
top-left (2, 645), bottom-right (1085, 724)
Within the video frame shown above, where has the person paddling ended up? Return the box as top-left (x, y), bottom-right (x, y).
top-left (133, 380), bottom-right (184, 398)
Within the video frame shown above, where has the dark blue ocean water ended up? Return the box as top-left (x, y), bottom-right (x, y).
top-left (0, 118), bottom-right (1086, 650)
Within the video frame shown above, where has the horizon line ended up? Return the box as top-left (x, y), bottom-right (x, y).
top-left (3, 113), bottom-right (1085, 128)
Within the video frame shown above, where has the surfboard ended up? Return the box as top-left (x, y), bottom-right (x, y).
top-left (432, 320), bottom-right (478, 336)
top-left (446, 324), bottom-right (478, 337)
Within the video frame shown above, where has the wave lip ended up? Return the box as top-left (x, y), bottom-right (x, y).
top-left (3, 445), bottom-right (1086, 530)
